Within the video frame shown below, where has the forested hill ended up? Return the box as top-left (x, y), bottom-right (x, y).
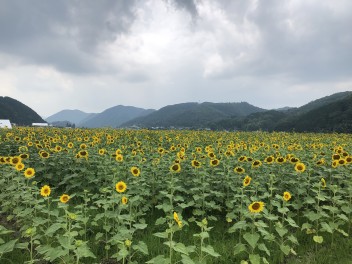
top-left (0, 96), bottom-right (45, 125)
top-left (209, 92), bottom-right (352, 133)
top-left (120, 102), bottom-right (265, 128)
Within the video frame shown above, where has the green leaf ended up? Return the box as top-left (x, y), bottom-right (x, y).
top-left (46, 246), bottom-right (67, 261)
top-left (234, 243), bottom-right (246, 256)
top-left (228, 220), bottom-right (247, 233)
top-left (133, 241), bottom-right (149, 255)
top-left (181, 254), bottom-right (196, 264)
top-left (337, 214), bottom-right (349, 222)
top-left (336, 229), bottom-right (349, 237)
top-left (155, 217), bottom-right (166, 225)
top-left (153, 232), bottom-right (168, 239)
top-left (118, 247), bottom-right (129, 258)
top-left (255, 221), bottom-right (269, 228)
top-left (0, 225), bottom-right (14, 236)
top-left (174, 243), bottom-right (190, 255)
top-left (0, 239), bottom-right (17, 254)
top-left (15, 242), bottom-right (29, 249)
top-left (201, 245), bottom-right (220, 257)
top-left (280, 244), bottom-right (291, 255)
top-left (313, 235), bottom-right (324, 244)
top-left (305, 212), bottom-right (321, 222)
top-left (320, 222), bottom-right (333, 233)
top-left (194, 231), bottom-right (209, 240)
top-left (249, 254), bottom-right (261, 264)
top-left (287, 235), bottom-right (299, 245)
top-left (286, 217), bottom-right (299, 228)
top-left (301, 222), bottom-right (312, 231)
top-left (58, 236), bottom-right (74, 250)
top-left (134, 223), bottom-right (148, 230)
top-left (146, 255), bottom-right (169, 264)
top-left (275, 226), bottom-right (288, 237)
top-left (243, 233), bottom-right (260, 250)
top-left (258, 243), bottom-right (270, 256)
top-left (75, 244), bottom-right (96, 259)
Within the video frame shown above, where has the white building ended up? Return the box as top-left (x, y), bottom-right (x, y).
top-left (0, 119), bottom-right (12, 129)
top-left (32, 123), bottom-right (49, 127)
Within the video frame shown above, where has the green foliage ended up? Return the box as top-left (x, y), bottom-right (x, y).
top-left (0, 96), bottom-right (45, 125)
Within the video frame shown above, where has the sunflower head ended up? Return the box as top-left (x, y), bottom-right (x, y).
top-left (60, 194), bottom-right (70, 204)
top-left (234, 166), bottom-right (245, 174)
top-left (116, 181), bottom-right (127, 193)
top-left (283, 191), bottom-right (291, 202)
top-left (248, 201), bottom-right (265, 213)
top-left (121, 196), bottom-right (128, 205)
top-left (170, 163), bottom-right (181, 173)
top-left (191, 160), bottom-right (201, 168)
top-left (294, 162), bottom-right (306, 173)
top-left (252, 160), bottom-right (262, 168)
top-left (210, 159), bottom-right (220, 167)
top-left (243, 175), bottom-right (252, 187)
top-left (115, 154), bottom-right (124, 162)
top-left (15, 163), bottom-right (25, 171)
top-left (40, 185), bottom-right (51, 197)
top-left (130, 166), bottom-right (140, 177)
top-left (40, 151), bottom-right (50, 159)
top-left (24, 168), bottom-right (35, 179)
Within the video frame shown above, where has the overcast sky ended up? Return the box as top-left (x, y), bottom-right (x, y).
top-left (1, 0), bottom-right (352, 117)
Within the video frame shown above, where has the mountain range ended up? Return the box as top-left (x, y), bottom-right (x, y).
top-left (1, 91), bottom-right (352, 132)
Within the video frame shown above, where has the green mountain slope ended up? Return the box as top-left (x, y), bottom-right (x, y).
top-left (79, 105), bottom-right (155, 128)
top-left (209, 92), bottom-right (352, 132)
top-left (0, 96), bottom-right (45, 125)
top-left (120, 102), bottom-right (265, 128)
top-left (290, 91), bottom-right (352, 115)
top-left (275, 94), bottom-right (352, 132)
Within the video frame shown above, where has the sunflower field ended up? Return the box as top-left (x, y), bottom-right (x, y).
top-left (0, 127), bottom-right (351, 264)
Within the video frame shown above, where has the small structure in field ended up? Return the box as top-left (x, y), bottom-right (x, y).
top-left (32, 123), bottom-right (49, 127)
top-left (0, 119), bottom-right (12, 129)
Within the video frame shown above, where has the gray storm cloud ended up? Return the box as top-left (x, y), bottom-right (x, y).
top-left (0, 0), bottom-right (351, 116)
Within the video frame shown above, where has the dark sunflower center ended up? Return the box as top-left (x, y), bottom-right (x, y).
top-left (172, 165), bottom-right (179, 171)
top-left (252, 203), bottom-right (260, 210)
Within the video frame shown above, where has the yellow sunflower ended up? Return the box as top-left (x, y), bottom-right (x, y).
top-left (40, 185), bottom-right (51, 197)
top-left (251, 160), bottom-right (262, 168)
top-left (243, 175), bottom-right (252, 187)
top-left (24, 168), bottom-right (35, 179)
top-left (121, 196), bottom-right (128, 205)
top-left (130, 166), bottom-right (140, 177)
top-left (234, 166), bottom-right (245, 174)
top-left (15, 163), bottom-right (25, 171)
top-left (60, 194), bottom-right (70, 203)
top-left (248, 201), bottom-right (265, 213)
top-left (40, 151), bottom-right (50, 159)
top-left (294, 162), bottom-right (306, 173)
top-left (170, 163), bottom-right (181, 173)
top-left (115, 154), bottom-right (124, 162)
top-left (116, 181), bottom-right (127, 193)
top-left (210, 159), bottom-right (220, 167)
top-left (10, 156), bottom-right (21, 165)
top-left (191, 160), bottom-right (201, 168)
top-left (283, 191), bottom-right (291, 201)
